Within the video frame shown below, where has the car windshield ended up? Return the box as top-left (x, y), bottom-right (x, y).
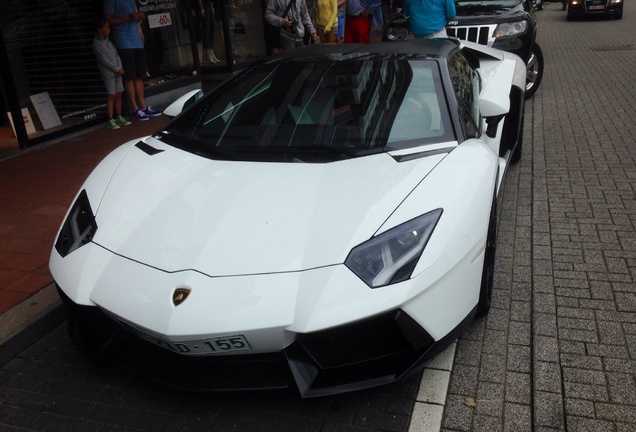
top-left (162, 56), bottom-right (455, 162)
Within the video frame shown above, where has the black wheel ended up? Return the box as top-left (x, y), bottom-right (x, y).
top-left (476, 195), bottom-right (497, 318)
top-left (67, 309), bottom-right (122, 364)
top-left (524, 43), bottom-right (544, 99)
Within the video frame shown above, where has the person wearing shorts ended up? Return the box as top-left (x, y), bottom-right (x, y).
top-left (92, 17), bottom-right (131, 130)
top-left (104, 0), bottom-right (161, 120)
top-left (316, 0), bottom-right (338, 44)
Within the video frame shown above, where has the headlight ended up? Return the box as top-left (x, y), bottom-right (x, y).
top-left (386, 27), bottom-right (410, 41)
top-left (494, 21), bottom-right (528, 38)
top-left (345, 209), bottom-right (443, 288)
top-left (54, 190), bottom-right (98, 257)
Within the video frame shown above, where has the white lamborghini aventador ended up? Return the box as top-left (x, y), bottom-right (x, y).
top-left (50, 38), bottom-right (526, 397)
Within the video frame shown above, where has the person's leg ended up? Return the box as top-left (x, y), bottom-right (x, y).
top-left (345, 16), bottom-right (371, 43)
top-left (344, 16), bottom-right (358, 43)
top-left (113, 76), bottom-right (124, 117)
top-left (119, 49), bottom-right (140, 113)
top-left (358, 16), bottom-right (371, 43)
top-left (279, 35), bottom-right (296, 51)
top-left (134, 78), bottom-right (146, 111)
top-left (113, 76), bottom-right (131, 126)
top-left (106, 94), bottom-right (115, 118)
top-left (326, 27), bottom-right (337, 44)
top-left (104, 77), bottom-right (119, 129)
top-left (123, 79), bottom-right (140, 113)
top-left (131, 49), bottom-right (161, 116)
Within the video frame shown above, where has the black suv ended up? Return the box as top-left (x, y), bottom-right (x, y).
top-left (446, 0), bottom-right (544, 99)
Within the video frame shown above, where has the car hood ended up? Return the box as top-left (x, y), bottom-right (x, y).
top-left (92, 138), bottom-right (450, 276)
top-left (452, 1), bottom-right (526, 21)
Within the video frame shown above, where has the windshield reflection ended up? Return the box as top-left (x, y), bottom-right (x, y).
top-left (163, 56), bottom-right (454, 162)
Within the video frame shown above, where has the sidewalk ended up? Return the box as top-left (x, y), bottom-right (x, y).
top-left (0, 116), bottom-right (169, 344)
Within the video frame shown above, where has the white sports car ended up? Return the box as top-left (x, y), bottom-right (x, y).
top-left (50, 39), bottom-right (526, 397)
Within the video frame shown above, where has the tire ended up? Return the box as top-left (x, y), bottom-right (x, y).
top-left (476, 194), bottom-right (497, 318)
top-left (524, 43), bottom-right (544, 99)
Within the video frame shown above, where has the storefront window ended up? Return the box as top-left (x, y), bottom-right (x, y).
top-left (226, 0), bottom-right (266, 63)
top-left (0, 0), bottom-right (268, 151)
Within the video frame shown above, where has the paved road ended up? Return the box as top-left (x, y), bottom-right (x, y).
top-left (1, 3), bottom-right (635, 431)
top-left (440, 3), bottom-right (636, 431)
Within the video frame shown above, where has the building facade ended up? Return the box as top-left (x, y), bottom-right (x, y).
top-left (0, 0), bottom-right (270, 151)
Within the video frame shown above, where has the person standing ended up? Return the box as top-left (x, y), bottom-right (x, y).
top-left (336, 0), bottom-right (346, 43)
top-left (265, 0), bottom-right (318, 51)
top-left (92, 17), bottom-right (132, 130)
top-left (404, 0), bottom-right (456, 39)
top-left (344, 0), bottom-right (370, 43)
top-left (103, 0), bottom-right (162, 121)
top-left (316, 0), bottom-right (338, 44)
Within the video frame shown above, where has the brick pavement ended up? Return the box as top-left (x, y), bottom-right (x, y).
top-left (0, 118), bottom-right (170, 317)
top-left (441, 3), bottom-right (636, 431)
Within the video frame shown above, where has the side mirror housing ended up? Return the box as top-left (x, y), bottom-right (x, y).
top-left (164, 89), bottom-right (204, 118)
top-left (479, 84), bottom-right (509, 138)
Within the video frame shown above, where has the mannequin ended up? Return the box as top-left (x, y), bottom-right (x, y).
top-left (193, 0), bottom-right (219, 63)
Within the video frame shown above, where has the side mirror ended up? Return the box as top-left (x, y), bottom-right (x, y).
top-left (163, 89), bottom-right (204, 118)
top-left (479, 84), bottom-right (509, 138)
top-left (383, 11), bottom-right (410, 41)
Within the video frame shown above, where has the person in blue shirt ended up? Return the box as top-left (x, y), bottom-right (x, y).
top-left (404, 0), bottom-right (456, 39)
top-left (104, 0), bottom-right (162, 121)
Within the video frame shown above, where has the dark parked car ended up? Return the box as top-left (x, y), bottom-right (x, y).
top-left (566, 0), bottom-right (623, 20)
top-left (446, 0), bottom-right (544, 99)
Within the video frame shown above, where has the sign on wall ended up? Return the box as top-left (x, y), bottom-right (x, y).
top-left (139, 0), bottom-right (177, 29)
top-left (7, 108), bottom-right (37, 136)
top-left (29, 92), bottom-right (62, 130)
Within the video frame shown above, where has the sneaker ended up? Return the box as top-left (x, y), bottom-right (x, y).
top-left (133, 109), bottom-right (149, 121)
top-left (115, 115), bottom-right (131, 126)
top-left (143, 106), bottom-right (162, 117)
top-left (106, 118), bottom-right (120, 130)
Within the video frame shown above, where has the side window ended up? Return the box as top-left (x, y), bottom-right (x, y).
top-left (449, 53), bottom-right (481, 139)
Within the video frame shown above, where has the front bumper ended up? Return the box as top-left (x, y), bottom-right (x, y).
top-left (58, 286), bottom-right (470, 397)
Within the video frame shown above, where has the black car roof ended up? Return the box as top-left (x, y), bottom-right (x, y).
top-left (269, 39), bottom-right (462, 62)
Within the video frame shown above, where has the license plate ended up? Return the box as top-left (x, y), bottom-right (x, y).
top-left (588, 5), bottom-right (605, 9)
top-left (120, 321), bottom-right (252, 355)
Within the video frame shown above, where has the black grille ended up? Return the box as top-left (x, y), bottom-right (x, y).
top-left (447, 26), bottom-right (491, 46)
top-left (285, 310), bottom-right (435, 397)
top-left (584, 0), bottom-right (608, 10)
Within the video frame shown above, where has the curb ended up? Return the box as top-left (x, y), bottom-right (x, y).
top-left (0, 283), bottom-right (62, 347)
